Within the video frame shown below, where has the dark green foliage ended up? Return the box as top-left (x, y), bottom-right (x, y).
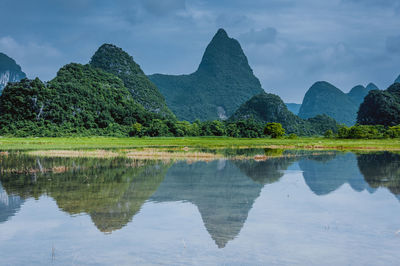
top-left (0, 53), bottom-right (26, 92)
top-left (306, 114), bottom-right (339, 135)
top-left (149, 29), bottom-right (264, 121)
top-left (89, 44), bottom-right (174, 119)
top-left (264, 123), bottom-right (285, 138)
top-left (324, 130), bottom-right (334, 138)
top-left (0, 64), bottom-right (158, 136)
top-left (337, 125), bottom-right (391, 139)
top-left (229, 92), bottom-right (339, 136)
top-left (357, 83), bottom-right (400, 126)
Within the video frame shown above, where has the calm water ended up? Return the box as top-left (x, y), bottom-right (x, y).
top-left (1, 150), bottom-right (400, 265)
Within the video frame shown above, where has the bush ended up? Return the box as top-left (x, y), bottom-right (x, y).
top-left (264, 123), bottom-right (285, 138)
top-left (324, 129), bottom-right (334, 138)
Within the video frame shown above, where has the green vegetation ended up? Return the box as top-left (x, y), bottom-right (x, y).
top-left (229, 92), bottom-right (339, 135)
top-left (89, 44), bottom-right (174, 118)
top-left (299, 81), bottom-right (374, 126)
top-left (264, 123), bottom-right (285, 138)
top-left (0, 64), bottom-right (159, 136)
top-left (0, 137), bottom-right (400, 151)
top-left (0, 52), bottom-right (26, 92)
top-left (149, 28), bottom-right (264, 121)
top-left (358, 82), bottom-right (400, 126)
top-left (335, 124), bottom-right (400, 139)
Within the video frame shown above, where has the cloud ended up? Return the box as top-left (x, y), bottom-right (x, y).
top-left (239, 28), bottom-right (278, 44)
top-left (386, 35), bottom-right (400, 54)
top-left (140, 0), bottom-right (186, 16)
top-left (0, 36), bottom-right (62, 80)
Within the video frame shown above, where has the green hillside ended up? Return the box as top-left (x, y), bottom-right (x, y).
top-left (229, 92), bottom-right (338, 135)
top-left (358, 82), bottom-right (400, 126)
top-left (0, 63), bottom-right (156, 136)
top-left (89, 44), bottom-right (174, 119)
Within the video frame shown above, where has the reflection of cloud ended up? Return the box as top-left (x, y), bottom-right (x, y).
top-left (240, 28), bottom-right (278, 44)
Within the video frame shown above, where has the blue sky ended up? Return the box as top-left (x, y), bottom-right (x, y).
top-left (1, 0), bottom-right (400, 102)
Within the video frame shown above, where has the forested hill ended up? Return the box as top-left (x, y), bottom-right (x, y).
top-left (298, 81), bottom-right (375, 126)
top-left (230, 92), bottom-right (338, 136)
top-left (149, 28), bottom-right (264, 122)
top-left (0, 53), bottom-right (26, 92)
top-left (0, 63), bottom-right (157, 136)
top-left (89, 44), bottom-right (174, 119)
top-left (358, 82), bottom-right (400, 126)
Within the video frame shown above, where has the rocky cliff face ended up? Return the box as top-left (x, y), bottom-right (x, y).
top-left (0, 53), bottom-right (26, 92)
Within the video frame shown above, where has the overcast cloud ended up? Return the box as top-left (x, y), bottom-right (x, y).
top-left (1, 0), bottom-right (399, 102)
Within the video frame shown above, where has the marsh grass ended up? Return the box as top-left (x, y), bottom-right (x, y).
top-left (0, 137), bottom-right (399, 151)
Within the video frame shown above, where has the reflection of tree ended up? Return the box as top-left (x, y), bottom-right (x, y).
top-left (357, 152), bottom-right (400, 195)
top-left (299, 153), bottom-right (375, 195)
top-left (0, 155), bottom-right (170, 233)
top-left (151, 157), bottom-right (295, 248)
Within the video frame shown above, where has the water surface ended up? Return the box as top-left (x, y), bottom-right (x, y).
top-left (1, 151), bottom-right (400, 265)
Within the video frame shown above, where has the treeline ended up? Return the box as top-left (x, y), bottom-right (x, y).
top-left (0, 117), bottom-right (288, 138)
top-left (325, 124), bottom-right (400, 139)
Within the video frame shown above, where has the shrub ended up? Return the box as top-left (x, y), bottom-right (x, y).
top-left (264, 122), bottom-right (285, 138)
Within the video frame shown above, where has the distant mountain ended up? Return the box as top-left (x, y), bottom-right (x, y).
top-left (0, 53), bottom-right (26, 92)
top-left (395, 75), bottom-right (400, 84)
top-left (366, 82), bottom-right (379, 91)
top-left (89, 44), bottom-right (174, 119)
top-left (298, 81), bottom-right (374, 126)
top-left (358, 82), bottom-right (400, 126)
top-left (229, 92), bottom-right (338, 135)
top-left (285, 103), bottom-right (301, 115)
top-left (149, 29), bottom-right (264, 121)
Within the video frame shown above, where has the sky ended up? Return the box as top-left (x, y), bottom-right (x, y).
top-left (1, 0), bottom-right (400, 103)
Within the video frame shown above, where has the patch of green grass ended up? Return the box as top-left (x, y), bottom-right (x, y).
top-left (0, 137), bottom-right (400, 151)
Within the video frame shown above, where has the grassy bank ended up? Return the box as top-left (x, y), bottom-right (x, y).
top-left (0, 136), bottom-right (400, 151)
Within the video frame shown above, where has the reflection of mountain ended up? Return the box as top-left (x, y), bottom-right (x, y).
top-left (299, 153), bottom-right (375, 195)
top-left (233, 156), bottom-right (296, 185)
top-left (357, 152), bottom-right (400, 197)
top-left (151, 158), bottom-right (294, 248)
top-left (0, 184), bottom-right (24, 223)
top-left (0, 156), bottom-right (169, 232)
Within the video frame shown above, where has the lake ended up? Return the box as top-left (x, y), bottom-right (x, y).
top-left (1, 150), bottom-right (400, 265)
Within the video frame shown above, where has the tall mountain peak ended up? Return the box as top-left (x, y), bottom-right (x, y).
top-left (0, 53), bottom-right (26, 92)
top-left (149, 29), bottom-right (263, 121)
top-left (196, 28), bottom-right (251, 75)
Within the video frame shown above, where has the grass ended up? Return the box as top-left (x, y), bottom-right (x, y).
top-left (0, 136), bottom-right (400, 151)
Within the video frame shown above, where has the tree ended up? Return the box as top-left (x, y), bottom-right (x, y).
top-left (264, 122), bottom-right (285, 138)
